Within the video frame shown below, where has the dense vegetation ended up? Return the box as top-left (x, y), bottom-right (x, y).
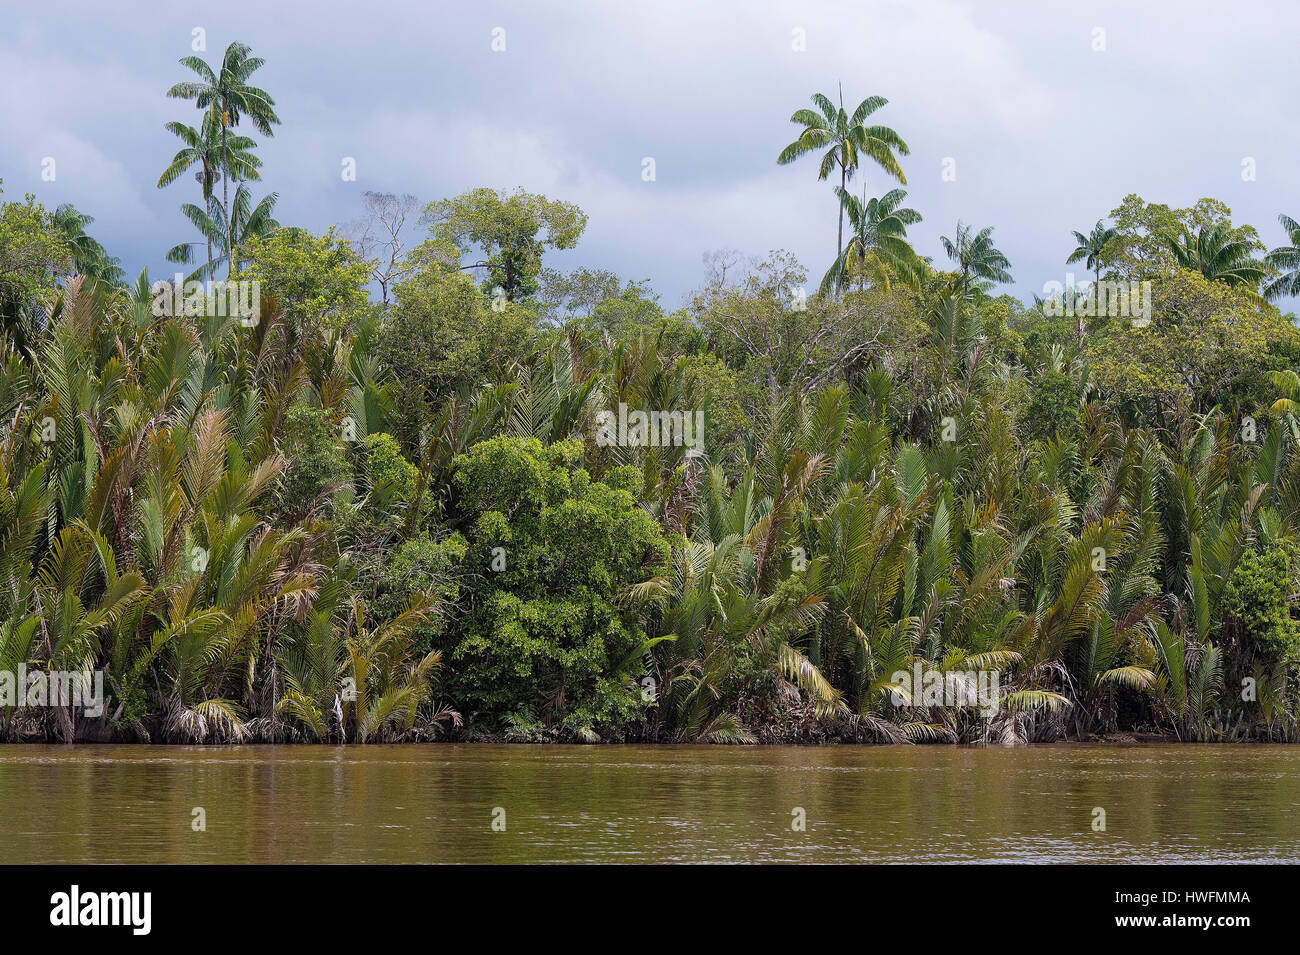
top-left (3, 47), bottom-right (1300, 744)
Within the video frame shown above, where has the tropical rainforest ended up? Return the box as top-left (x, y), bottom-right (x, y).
top-left (3, 45), bottom-right (1300, 744)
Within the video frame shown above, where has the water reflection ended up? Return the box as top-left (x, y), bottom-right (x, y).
top-left (0, 743), bottom-right (1297, 863)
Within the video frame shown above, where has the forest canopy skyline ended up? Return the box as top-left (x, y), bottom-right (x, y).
top-left (2, 0), bottom-right (1298, 309)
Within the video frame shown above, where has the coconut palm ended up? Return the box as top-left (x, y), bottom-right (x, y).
top-left (777, 86), bottom-right (909, 261)
top-left (166, 42), bottom-right (280, 272)
top-left (1264, 214), bottom-right (1300, 302)
top-left (940, 221), bottom-right (1012, 301)
top-left (820, 187), bottom-right (924, 296)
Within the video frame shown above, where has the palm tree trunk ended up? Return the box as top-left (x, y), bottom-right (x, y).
top-left (837, 165), bottom-right (846, 262)
top-left (221, 103), bottom-right (232, 280)
top-left (1095, 263), bottom-right (1102, 311)
top-left (1078, 264), bottom-right (1099, 347)
top-left (205, 194), bottom-right (213, 279)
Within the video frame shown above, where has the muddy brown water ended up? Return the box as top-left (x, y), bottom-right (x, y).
top-left (1, 743), bottom-right (1297, 863)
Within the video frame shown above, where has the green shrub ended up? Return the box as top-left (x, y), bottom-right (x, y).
top-left (1222, 544), bottom-right (1300, 669)
top-left (448, 436), bottom-right (670, 736)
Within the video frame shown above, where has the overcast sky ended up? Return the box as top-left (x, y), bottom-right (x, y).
top-left (3, 0), bottom-right (1298, 309)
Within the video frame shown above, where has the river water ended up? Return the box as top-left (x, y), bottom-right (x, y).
top-left (1, 743), bottom-right (1297, 863)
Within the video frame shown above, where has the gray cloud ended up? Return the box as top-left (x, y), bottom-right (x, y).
top-left (3, 0), bottom-right (1297, 309)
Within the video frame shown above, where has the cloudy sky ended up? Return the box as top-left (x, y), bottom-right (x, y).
top-left (3, 0), bottom-right (1298, 309)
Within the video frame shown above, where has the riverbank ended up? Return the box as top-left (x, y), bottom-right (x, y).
top-left (0, 724), bottom-right (1281, 745)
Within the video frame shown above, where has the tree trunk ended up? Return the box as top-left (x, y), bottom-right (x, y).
top-left (205, 197), bottom-right (213, 279)
top-left (837, 165), bottom-right (846, 263)
top-left (221, 104), bottom-right (231, 279)
top-left (1078, 264), bottom-right (1099, 347)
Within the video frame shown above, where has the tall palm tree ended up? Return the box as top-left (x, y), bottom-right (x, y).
top-left (1264, 214), bottom-right (1300, 302)
top-left (157, 109), bottom-right (262, 278)
top-left (166, 42), bottom-right (280, 274)
top-left (166, 184), bottom-right (280, 281)
top-left (777, 86), bottom-right (909, 262)
top-left (1066, 220), bottom-right (1117, 344)
top-left (940, 221), bottom-right (1012, 300)
top-left (1067, 220), bottom-right (1116, 287)
top-left (1161, 223), bottom-right (1265, 291)
top-left (820, 187), bottom-right (924, 296)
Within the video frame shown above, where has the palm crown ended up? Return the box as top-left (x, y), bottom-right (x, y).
top-left (940, 221), bottom-right (1012, 299)
top-left (52, 204), bottom-right (124, 285)
top-left (166, 42), bottom-right (280, 135)
top-left (1161, 223), bottom-right (1264, 291)
top-left (158, 111), bottom-right (262, 200)
top-left (1264, 214), bottom-right (1300, 302)
top-left (1067, 220), bottom-right (1117, 277)
top-left (166, 183), bottom-right (280, 281)
top-left (820, 187), bottom-right (924, 295)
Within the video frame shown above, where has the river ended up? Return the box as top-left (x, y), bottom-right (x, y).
top-left (2, 743), bottom-right (1297, 863)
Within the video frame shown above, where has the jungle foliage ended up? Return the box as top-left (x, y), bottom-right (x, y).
top-left (3, 65), bottom-right (1300, 744)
